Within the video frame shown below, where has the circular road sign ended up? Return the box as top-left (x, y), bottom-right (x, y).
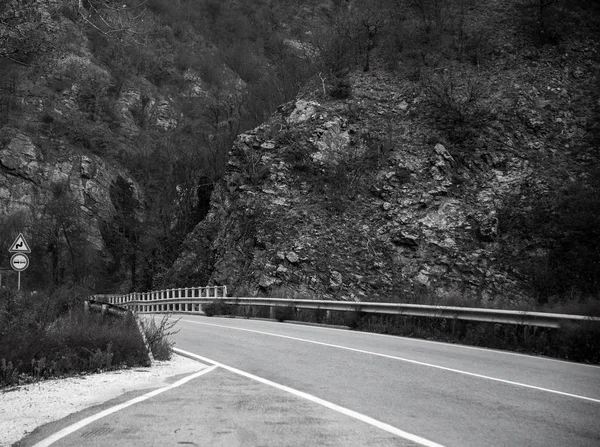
top-left (10, 253), bottom-right (29, 272)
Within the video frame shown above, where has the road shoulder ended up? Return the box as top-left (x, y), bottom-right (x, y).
top-left (1, 354), bottom-right (206, 447)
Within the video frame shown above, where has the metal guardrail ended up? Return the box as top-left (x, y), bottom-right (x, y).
top-left (94, 286), bottom-right (228, 316)
top-left (86, 299), bottom-right (131, 317)
top-left (93, 286), bottom-right (600, 329)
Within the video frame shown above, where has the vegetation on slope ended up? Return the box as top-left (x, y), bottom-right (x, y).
top-left (1, 0), bottom-right (599, 309)
top-left (0, 287), bottom-right (147, 387)
top-left (0, 0), bottom-right (322, 293)
top-left (276, 0), bottom-right (600, 307)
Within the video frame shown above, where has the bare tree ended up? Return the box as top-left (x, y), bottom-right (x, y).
top-left (0, 0), bottom-right (55, 65)
top-left (71, 0), bottom-right (150, 41)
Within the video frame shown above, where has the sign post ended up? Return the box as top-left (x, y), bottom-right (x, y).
top-left (9, 233), bottom-right (31, 292)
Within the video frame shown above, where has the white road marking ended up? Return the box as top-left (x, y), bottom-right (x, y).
top-left (154, 312), bottom-right (600, 369)
top-left (175, 348), bottom-right (445, 447)
top-left (181, 319), bottom-right (600, 404)
top-left (287, 317), bottom-right (600, 369)
top-left (32, 365), bottom-right (218, 447)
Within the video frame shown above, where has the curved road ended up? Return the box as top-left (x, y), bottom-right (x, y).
top-left (170, 316), bottom-right (600, 447)
top-left (23, 315), bottom-right (600, 446)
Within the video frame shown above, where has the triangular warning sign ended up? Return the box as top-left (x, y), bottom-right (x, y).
top-left (9, 233), bottom-right (31, 253)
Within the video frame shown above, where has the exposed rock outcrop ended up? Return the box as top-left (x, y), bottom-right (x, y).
top-left (169, 70), bottom-right (545, 303)
top-left (0, 129), bottom-right (135, 250)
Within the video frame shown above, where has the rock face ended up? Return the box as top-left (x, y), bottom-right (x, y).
top-left (0, 129), bottom-right (133, 250)
top-left (169, 70), bottom-right (547, 303)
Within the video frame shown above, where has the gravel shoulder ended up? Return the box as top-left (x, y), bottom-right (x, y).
top-left (0, 354), bottom-right (206, 447)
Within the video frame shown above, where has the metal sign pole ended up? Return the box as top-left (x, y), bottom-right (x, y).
top-left (9, 233), bottom-right (30, 292)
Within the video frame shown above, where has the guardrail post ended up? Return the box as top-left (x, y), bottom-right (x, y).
top-left (269, 306), bottom-right (276, 319)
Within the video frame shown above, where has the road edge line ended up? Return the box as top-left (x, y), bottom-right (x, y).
top-left (181, 319), bottom-right (600, 404)
top-left (167, 313), bottom-right (600, 369)
top-left (174, 348), bottom-right (445, 447)
top-left (32, 365), bottom-right (218, 447)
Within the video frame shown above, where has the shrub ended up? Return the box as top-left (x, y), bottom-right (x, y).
top-left (353, 313), bottom-right (600, 364)
top-left (202, 300), bottom-right (235, 317)
top-left (421, 69), bottom-right (492, 145)
top-left (1, 359), bottom-right (18, 386)
top-left (236, 305), bottom-right (270, 319)
top-left (273, 305), bottom-right (295, 322)
top-left (341, 308), bottom-right (364, 329)
top-left (140, 315), bottom-right (179, 360)
top-left (498, 172), bottom-right (600, 302)
top-left (295, 308), bottom-right (327, 324)
top-left (0, 290), bottom-right (151, 388)
top-left (554, 321), bottom-right (600, 364)
top-left (310, 9), bottom-right (360, 76)
top-left (329, 77), bottom-right (352, 99)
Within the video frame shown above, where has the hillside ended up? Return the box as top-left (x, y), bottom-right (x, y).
top-left (168, 0), bottom-right (600, 308)
top-left (0, 0), bottom-right (322, 291)
top-left (0, 0), bottom-right (599, 308)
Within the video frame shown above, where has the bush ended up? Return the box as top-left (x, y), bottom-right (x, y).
top-left (353, 313), bottom-right (600, 364)
top-left (421, 69), bottom-right (492, 145)
top-left (554, 321), bottom-right (600, 364)
top-left (140, 315), bottom-right (179, 360)
top-left (202, 300), bottom-right (235, 317)
top-left (311, 9), bottom-right (360, 76)
top-left (498, 172), bottom-right (600, 302)
top-left (0, 290), bottom-right (151, 388)
top-left (237, 305), bottom-right (270, 319)
top-left (273, 305), bottom-right (295, 322)
top-left (329, 77), bottom-right (352, 99)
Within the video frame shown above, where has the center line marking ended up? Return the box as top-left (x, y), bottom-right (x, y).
top-left (181, 319), bottom-right (600, 404)
top-left (175, 348), bottom-right (445, 447)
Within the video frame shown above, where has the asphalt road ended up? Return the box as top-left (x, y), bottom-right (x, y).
top-left (169, 316), bottom-right (600, 447)
top-left (23, 315), bottom-right (600, 447)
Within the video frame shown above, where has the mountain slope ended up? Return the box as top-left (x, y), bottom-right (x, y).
top-left (169, 3), bottom-right (600, 305)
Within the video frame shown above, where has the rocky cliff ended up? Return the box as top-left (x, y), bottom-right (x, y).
top-left (171, 42), bottom-right (599, 305)
top-left (0, 129), bottom-right (133, 250)
top-left (2, 1), bottom-right (598, 299)
top-left (0, 0), bottom-right (320, 290)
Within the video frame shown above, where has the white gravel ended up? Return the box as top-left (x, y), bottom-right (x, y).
top-left (0, 354), bottom-right (206, 446)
